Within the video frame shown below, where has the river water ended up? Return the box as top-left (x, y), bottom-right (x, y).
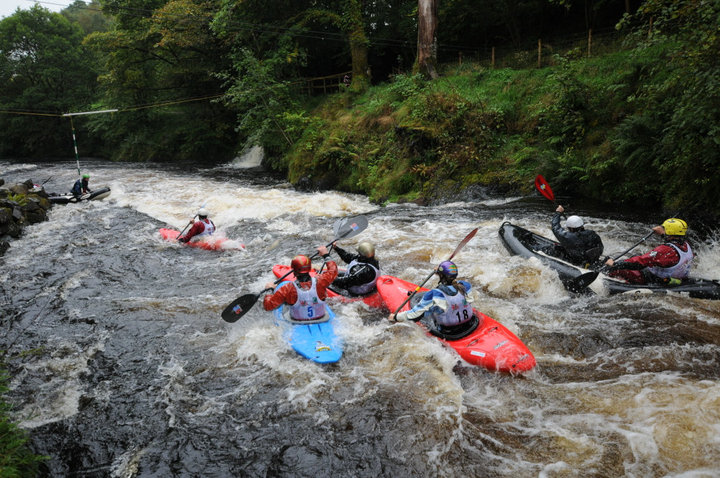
top-left (1, 159), bottom-right (719, 477)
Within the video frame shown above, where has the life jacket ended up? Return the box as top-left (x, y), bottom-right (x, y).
top-left (195, 219), bottom-right (215, 237)
top-left (345, 259), bottom-right (380, 295)
top-left (432, 285), bottom-right (474, 327)
top-left (289, 277), bottom-right (326, 320)
top-left (647, 242), bottom-right (693, 279)
top-left (71, 179), bottom-right (87, 196)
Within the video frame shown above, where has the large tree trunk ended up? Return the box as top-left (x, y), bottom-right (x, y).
top-left (416, 0), bottom-right (438, 79)
top-left (348, 27), bottom-right (370, 91)
top-left (346, 0), bottom-right (370, 91)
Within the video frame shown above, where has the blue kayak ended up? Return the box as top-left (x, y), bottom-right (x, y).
top-left (271, 282), bottom-right (343, 364)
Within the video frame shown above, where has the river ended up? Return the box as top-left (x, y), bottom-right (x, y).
top-left (1, 159), bottom-right (719, 477)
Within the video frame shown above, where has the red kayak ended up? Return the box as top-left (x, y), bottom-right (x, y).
top-left (376, 275), bottom-right (536, 374)
top-left (272, 264), bottom-right (385, 308)
top-left (159, 228), bottom-right (245, 251)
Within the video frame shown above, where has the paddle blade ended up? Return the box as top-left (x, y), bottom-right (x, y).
top-left (334, 215), bottom-right (368, 241)
top-left (565, 271), bottom-right (599, 293)
top-left (221, 293), bottom-right (261, 323)
top-left (449, 227), bottom-right (478, 261)
top-left (535, 175), bottom-right (555, 201)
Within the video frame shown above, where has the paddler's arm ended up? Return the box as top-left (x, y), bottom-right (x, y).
top-left (262, 282), bottom-right (296, 311)
top-left (388, 290), bottom-right (441, 322)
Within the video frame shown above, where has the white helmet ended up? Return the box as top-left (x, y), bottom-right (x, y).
top-left (197, 208), bottom-right (209, 217)
top-left (566, 215), bottom-right (584, 228)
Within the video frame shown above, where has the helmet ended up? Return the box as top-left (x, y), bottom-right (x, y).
top-left (662, 218), bottom-right (687, 236)
top-left (82, 173), bottom-right (90, 179)
top-left (566, 215), bottom-right (584, 228)
top-left (357, 241), bottom-right (375, 258)
top-left (437, 260), bottom-right (458, 279)
top-left (197, 208), bottom-right (209, 218)
top-left (291, 255), bottom-right (312, 273)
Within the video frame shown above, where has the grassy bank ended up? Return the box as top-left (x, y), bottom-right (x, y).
top-left (277, 42), bottom-right (720, 217)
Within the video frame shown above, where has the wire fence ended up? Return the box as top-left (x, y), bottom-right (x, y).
top-left (444, 28), bottom-right (628, 70)
top-left (301, 29), bottom-right (629, 95)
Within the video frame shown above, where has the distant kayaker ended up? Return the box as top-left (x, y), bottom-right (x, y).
top-left (178, 208), bottom-right (215, 243)
top-left (605, 218), bottom-right (693, 285)
top-left (388, 261), bottom-right (475, 337)
top-left (262, 246), bottom-right (338, 320)
top-left (71, 173), bottom-right (92, 199)
top-left (330, 241), bottom-right (380, 296)
top-left (550, 205), bottom-right (604, 268)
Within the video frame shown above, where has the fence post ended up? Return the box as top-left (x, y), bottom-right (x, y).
top-left (587, 28), bottom-right (592, 57)
top-left (491, 47), bottom-right (495, 68)
top-left (537, 39), bottom-right (542, 68)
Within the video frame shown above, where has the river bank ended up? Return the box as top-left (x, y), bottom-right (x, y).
top-left (0, 177), bottom-right (51, 256)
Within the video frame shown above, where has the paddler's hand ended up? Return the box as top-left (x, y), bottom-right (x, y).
top-left (265, 282), bottom-right (275, 290)
top-left (605, 258), bottom-right (614, 267)
top-left (652, 225), bottom-right (665, 235)
top-left (316, 245), bottom-right (329, 257)
top-left (556, 205), bottom-right (564, 213)
top-left (388, 313), bottom-right (405, 323)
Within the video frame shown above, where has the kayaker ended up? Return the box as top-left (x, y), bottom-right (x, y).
top-left (178, 208), bottom-right (215, 243)
top-left (388, 261), bottom-right (475, 336)
top-left (549, 205), bottom-right (604, 268)
top-left (604, 218), bottom-right (693, 285)
top-left (330, 241), bottom-right (381, 296)
top-left (262, 246), bottom-right (338, 320)
top-left (71, 173), bottom-right (92, 199)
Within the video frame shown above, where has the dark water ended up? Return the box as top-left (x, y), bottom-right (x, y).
top-left (1, 159), bottom-right (719, 477)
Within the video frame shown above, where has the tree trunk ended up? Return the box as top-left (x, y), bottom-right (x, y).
top-left (417, 0), bottom-right (438, 79)
top-left (346, 0), bottom-right (370, 91)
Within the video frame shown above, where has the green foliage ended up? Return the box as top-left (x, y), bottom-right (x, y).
top-left (0, 370), bottom-right (46, 477)
top-left (0, 6), bottom-right (98, 157)
top-left (84, 0), bottom-right (236, 161)
top-left (5, 194), bottom-right (27, 207)
top-left (603, 0), bottom-right (720, 211)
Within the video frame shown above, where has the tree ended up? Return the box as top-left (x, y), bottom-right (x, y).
top-left (416, 0), bottom-right (438, 79)
top-left (84, 0), bottom-right (236, 161)
top-left (0, 6), bottom-right (98, 157)
top-left (296, 0), bottom-right (371, 91)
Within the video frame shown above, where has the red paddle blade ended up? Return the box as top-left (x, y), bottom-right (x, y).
top-left (535, 175), bottom-right (554, 201)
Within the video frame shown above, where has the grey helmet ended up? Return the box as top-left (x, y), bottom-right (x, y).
top-left (357, 241), bottom-right (375, 258)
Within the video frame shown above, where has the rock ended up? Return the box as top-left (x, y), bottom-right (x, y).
top-left (0, 179), bottom-right (53, 256)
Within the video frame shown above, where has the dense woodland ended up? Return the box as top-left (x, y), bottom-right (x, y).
top-left (1, 0), bottom-right (720, 216)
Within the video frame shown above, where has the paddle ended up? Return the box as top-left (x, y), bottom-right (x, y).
top-left (566, 212), bottom-right (681, 292)
top-left (533, 175), bottom-right (596, 292)
top-left (221, 214), bottom-right (369, 323)
top-left (535, 174), bottom-right (555, 202)
top-left (176, 202), bottom-right (207, 241)
top-left (566, 238), bottom-right (653, 292)
top-left (390, 227), bottom-right (478, 320)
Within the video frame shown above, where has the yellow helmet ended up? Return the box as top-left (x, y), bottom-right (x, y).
top-left (662, 218), bottom-right (687, 236)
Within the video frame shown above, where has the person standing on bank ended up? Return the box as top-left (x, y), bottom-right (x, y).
top-left (605, 218), bottom-right (693, 285)
top-left (178, 208), bottom-right (215, 243)
top-left (550, 205), bottom-right (604, 268)
top-left (330, 241), bottom-right (380, 296)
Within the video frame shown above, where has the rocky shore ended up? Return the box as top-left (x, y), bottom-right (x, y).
top-left (0, 178), bottom-right (52, 256)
